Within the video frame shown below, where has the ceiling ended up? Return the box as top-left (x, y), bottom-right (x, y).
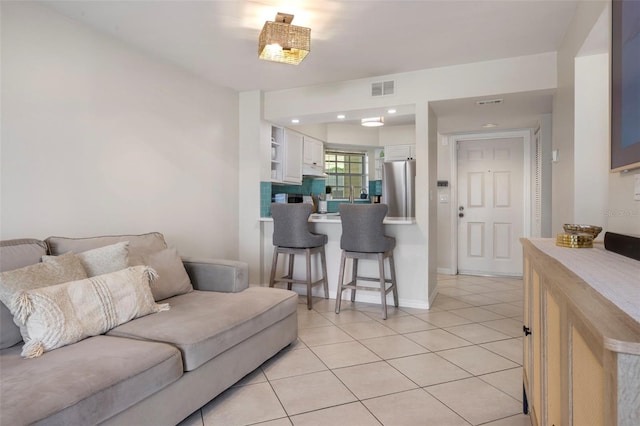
top-left (43, 0), bottom-right (580, 131)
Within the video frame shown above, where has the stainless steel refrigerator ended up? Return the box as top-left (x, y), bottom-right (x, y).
top-left (382, 159), bottom-right (416, 218)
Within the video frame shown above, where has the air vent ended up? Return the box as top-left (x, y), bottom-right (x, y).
top-left (476, 98), bottom-right (503, 105)
top-left (371, 80), bottom-right (395, 97)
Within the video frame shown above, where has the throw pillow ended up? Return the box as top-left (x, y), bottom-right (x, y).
top-left (0, 252), bottom-right (88, 342)
top-left (0, 238), bottom-right (49, 349)
top-left (141, 248), bottom-right (193, 301)
top-left (43, 241), bottom-right (129, 277)
top-left (14, 266), bottom-right (169, 358)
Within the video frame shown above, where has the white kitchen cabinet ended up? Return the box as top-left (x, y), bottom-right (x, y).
top-left (374, 148), bottom-right (384, 180)
top-left (270, 125), bottom-right (284, 182)
top-left (384, 144), bottom-right (415, 161)
top-left (283, 129), bottom-right (303, 184)
top-left (303, 136), bottom-right (324, 176)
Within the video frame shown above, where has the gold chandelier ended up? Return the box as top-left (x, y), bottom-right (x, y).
top-left (258, 13), bottom-right (310, 65)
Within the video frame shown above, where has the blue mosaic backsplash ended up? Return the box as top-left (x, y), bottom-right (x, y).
top-left (260, 181), bottom-right (272, 218)
top-left (272, 177), bottom-right (326, 196)
top-left (261, 178), bottom-right (380, 217)
top-left (369, 180), bottom-right (382, 196)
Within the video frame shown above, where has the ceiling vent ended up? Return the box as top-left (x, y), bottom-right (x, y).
top-left (476, 98), bottom-right (503, 105)
top-left (371, 80), bottom-right (395, 97)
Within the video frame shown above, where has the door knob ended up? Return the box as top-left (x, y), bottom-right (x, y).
top-left (459, 212), bottom-right (464, 218)
top-left (459, 206), bottom-right (464, 211)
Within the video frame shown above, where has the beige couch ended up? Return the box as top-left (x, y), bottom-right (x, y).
top-left (0, 233), bottom-right (298, 425)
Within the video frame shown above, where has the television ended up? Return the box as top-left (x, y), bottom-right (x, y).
top-left (611, 0), bottom-right (640, 172)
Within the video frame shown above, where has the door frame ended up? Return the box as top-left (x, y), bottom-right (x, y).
top-left (448, 129), bottom-right (532, 276)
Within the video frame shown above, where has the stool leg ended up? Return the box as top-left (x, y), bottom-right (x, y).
top-left (389, 252), bottom-right (399, 307)
top-left (320, 247), bottom-right (329, 299)
top-left (335, 251), bottom-right (347, 314)
top-left (378, 253), bottom-right (388, 320)
top-left (305, 249), bottom-right (313, 310)
top-left (269, 247), bottom-right (279, 288)
top-left (287, 253), bottom-right (295, 290)
top-left (350, 258), bottom-right (358, 302)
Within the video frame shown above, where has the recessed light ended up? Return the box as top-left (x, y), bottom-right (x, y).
top-left (482, 123), bottom-right (498, 128)
top-left (291, 119), bottom-right (300, 124)
top-left (361, 117), bottom-right (384, 127)
top-left (337, 114), bottom-right (346, 119)
top-left (387, 109), bottom-right (397, 114)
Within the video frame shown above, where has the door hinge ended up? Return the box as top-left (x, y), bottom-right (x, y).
top-left (523, 325), bottom-right (531, 336)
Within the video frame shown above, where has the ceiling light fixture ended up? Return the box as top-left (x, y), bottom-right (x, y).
top-left (482, 123), bottom-right (498, 128)
top-left (337, 114), bottom-right (346, 119)
top-left (258, 13), bottom-right (311, 65)
top-left (387, 109), bottom-right (397, 114)
top-left (361, 117), bottom-right (384, 127)
top-left (291, 119), bottom-right (300, 124)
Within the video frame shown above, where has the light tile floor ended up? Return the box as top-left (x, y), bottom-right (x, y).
top-left (179, 275), bottom-right (531, 426)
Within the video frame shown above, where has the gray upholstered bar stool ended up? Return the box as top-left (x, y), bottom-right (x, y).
top-left (335, 203), bottom-right (398, 319)
top-left (269, 203), bottom-right (329, 310)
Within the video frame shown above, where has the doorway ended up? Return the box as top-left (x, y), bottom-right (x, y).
top-left (451, 130), bottom-right (531, 277)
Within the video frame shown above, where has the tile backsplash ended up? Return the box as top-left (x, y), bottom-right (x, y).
top-left (272, 177), bottom-right (326, 197)
top-left (261, 178), bottom-right (380, 217)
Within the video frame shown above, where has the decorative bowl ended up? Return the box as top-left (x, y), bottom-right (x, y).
top-left (563, 224), bottom-right (603, 238)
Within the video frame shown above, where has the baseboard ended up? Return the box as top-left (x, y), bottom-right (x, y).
top-left (276, 285), bottom-right (430, 310)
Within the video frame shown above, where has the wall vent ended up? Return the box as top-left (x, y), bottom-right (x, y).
top-left (371, 80), bottom-right (395, 96)
top-left (475, 98), bottom-right (503, 105)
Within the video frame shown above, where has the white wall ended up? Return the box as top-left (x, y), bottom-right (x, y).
top-left (379, 125), bottom-right (416, 146)
top-left (0, 2), bottom-right (240, 258)
top-left (326, 123), bottom-right (378, 147)
top-left (574, 53), bottom-right (609, 233)
top-left (551, 0), bottom-right (607, 234)
top-left (554, 1), bottom-right (639, 237)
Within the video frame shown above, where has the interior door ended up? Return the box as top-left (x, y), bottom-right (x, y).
top-left (457, 137), bottom-right (524, 276)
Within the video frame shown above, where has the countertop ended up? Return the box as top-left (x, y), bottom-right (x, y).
top-left (259, 213), bottom-right (416, 225)
top-left (526, 238), bottom-right (640, 324)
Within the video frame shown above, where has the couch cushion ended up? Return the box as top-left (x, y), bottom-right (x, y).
top-left (18, 266), bottom-right (169, 358)
top-left (0, 239), bottom-right (48, 349)
top-left (0, 335), bottom-right (182, 426)
top-left (107, 287), bottom-right (298, 371)
top-left (46, 232), bottom-right (167, 265)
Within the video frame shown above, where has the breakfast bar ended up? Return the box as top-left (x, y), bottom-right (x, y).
top-left (259, 213), bottom-right (430, 309)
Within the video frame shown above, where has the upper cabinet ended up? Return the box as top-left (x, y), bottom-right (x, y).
top-left (303, 136), bottom-right (324, 175)
top-left (270, 125), bottom-right (303, 184)
top-left (270, 126), bottom-right (284, 182)
top-left (282, 129), bottom-right (303, 184)
top-left (384, 144), bottom-right (415, 161)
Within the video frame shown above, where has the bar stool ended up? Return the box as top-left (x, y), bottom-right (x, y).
top-left (269, 203), bottom-right (329, 310)
top-left (335, 203), bottom-right (398, 319)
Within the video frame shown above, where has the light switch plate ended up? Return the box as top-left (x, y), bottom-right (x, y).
top-left (634, 174), bottom-right (640, 201)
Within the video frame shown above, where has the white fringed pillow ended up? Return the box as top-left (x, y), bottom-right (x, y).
top-left (13, 266), bottom-right (169, 358)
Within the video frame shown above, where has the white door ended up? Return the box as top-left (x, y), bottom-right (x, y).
top-left (457, 137), bottom-right (524, 276)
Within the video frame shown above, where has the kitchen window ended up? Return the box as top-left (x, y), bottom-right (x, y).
top-left (324, 150), bottom-right (368, 199)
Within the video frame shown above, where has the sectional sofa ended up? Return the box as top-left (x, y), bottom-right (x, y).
top-left (0, 233), bottom-right (298, 425)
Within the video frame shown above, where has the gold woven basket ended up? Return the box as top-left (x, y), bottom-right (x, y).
top-left (556, 232), bottom-right (594, 248)
top-left (563, 224), bottom-right (603, 238)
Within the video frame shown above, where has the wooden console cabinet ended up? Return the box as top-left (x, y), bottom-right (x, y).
top-left (521, 239), bottom-right (640, 426)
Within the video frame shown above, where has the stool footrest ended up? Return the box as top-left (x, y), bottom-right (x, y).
top-left (338, 282), bottom-right (395, 295)
top-left (273, 276), bottom-right (326, 287)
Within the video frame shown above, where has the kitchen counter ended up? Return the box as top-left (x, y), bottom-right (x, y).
top-left (259, 214), bottom-right (416, 225)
